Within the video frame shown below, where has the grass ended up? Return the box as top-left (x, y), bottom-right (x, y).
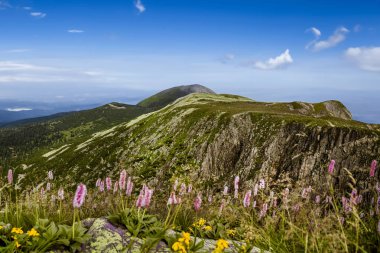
top-left (0, 162), bottom-right (379, 252)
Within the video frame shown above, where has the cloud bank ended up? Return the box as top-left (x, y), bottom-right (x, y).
top-left (345, 47), bottom-right (380, 72)
top-left (254, 49), bottom-right (293, 70)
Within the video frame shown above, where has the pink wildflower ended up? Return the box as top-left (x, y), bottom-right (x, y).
top-left (328, 160), bottom-right (335, 175)
top-left (350, 189), bottom-right (358, 205)
top-left (46, 182), bottom-right (51, 191)
top-left (223, 186), bottom-right (228, 196)
top-left (73, 183), bottom-right (87, 208)
top-left (7, 169), bottom-right (13, 185)
top-left (187, 184), bottom-right (192, 193)
top-left (99, 180), bottom-right (104, 192)
top-left (144, 187), bottom-right (153, 208)
top-left (58, 188), bottom-right (64, 200)
top-left (95, 178), bottom-right (101, 187)
top-left (126, 177), bottom-right (133, 196)
top-left (234, 189), bottom-right (239, 199)
top-left (292, 203), bottom-right (301, 213)
top-left (180, 183), bottom-right (187, 195)
top-left (173, 179), bottom-right (179, 191)
top-left (136, 190), bottom-right (144, 208)
top-left (342, 197), bottom-right (352, 213)
top-left (259, 179), bottom-right (265, 189)
top-left (234, 176), bottom-right (239, 191)
top-left (167, 192), bottom-right (178, 205)
top-left (119, 170), bottom-right (127, 190)
top-left (194, 193), bottom-right (202, 211)
top-left (315, 195), bottom-right (321, 204)
top-left (301, 188), bottom-right (308, 199)
top-left (208, 195), bottom-right (213, 203)
top-left (370, 160), bottom-right (377, 177)
top-left (113, 181), bottom-right (119, 193)
top-left (243, 190), bottom-right (252, 208)
top-left (48, 170), bottom-right (53, 180)
top-left (106, 177), bottom-right (112, 191)
top-left (40, 187), bottom-right (45, 198)
top-left (259, 203), bottom-right (268, 218)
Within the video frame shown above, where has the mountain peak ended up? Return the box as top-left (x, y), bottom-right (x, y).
top-left (137, 84), bottom-right (216, 108)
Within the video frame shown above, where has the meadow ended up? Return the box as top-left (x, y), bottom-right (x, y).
top-left (0, 160), bottom-right (379, 252)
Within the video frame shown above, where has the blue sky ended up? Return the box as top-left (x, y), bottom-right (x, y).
top-left (0, 0), bottom-right (380, 123)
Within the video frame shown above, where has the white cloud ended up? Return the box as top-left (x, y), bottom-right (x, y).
top-left (305, 27), bottom-right (321, 49)
top-left (23, 6), bottom-right (32, 10)
top-left (254, 49), bottom-right (293, 70)
top-left (309, 27), bottom-right (349, 51)
top-left (308, 27), bottom-right (321, 37)
top-left (68, 29), bottom-right (84, 33)
top-left (30, 12), bottom-right (46, 18)
top-left (6, 107), bottom-right (32, 112)
top-left (345, 47), bottom-right (380, 72)
top-left (134, 0), bottom-right (145, 13)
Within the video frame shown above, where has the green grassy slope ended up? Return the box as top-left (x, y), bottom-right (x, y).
top-left (19, 93), bottom-right (380, 190)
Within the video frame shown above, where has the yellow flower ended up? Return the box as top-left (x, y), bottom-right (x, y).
top-left (0, 225), bottom-right (3, 230)
top-left (193, 218), bottom-right (207, 228)
top-left (11, 227), bottom-right (23, 234)
top-left (198, 218), bottom-right (206, 226)
top-left (216, 239), bottom-right (229, 249)
top-left (27, 228), bottom-right (40, 237)
top-left (213, 239), bottom-right (229, 253)
top-left (204, 225), bottom-right (212, 231)
top-left (172, 242), bottom-right (186, 253)
top-left (226, 229), bottom-right (236, 236)
top-left (181, 232), bottom-right (190, 246)
top-left (15, 241), bottom-right (21, 248)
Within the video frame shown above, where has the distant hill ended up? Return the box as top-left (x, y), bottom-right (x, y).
top-left (0, 85), bottom-right (215, 165)
top-left (137, 84), bottom-right (215, 108)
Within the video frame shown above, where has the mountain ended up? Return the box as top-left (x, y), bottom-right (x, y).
top-left (137, 84), bottom-right (215, 108)
top-left (18, 93), bottom-right (380, 192)
top-left (0, 101), bottom-right (102, 125)
top-left (0, 85), bottom-right (216, 165)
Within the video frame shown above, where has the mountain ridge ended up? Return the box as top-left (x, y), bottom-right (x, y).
top-left (18, 93), bottom-right (380, 193)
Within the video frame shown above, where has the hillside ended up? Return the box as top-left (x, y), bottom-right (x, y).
top-left (0, 85), bottom-right (216, 166)
top-left (19, 93), bottom-right (380, 192)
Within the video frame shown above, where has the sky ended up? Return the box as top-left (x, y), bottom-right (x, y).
top-left (0, 0), bottom-right (380, 123)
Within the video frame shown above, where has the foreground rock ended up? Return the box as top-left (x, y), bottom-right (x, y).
top-left (79, 218), bottom-right (266, 252)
